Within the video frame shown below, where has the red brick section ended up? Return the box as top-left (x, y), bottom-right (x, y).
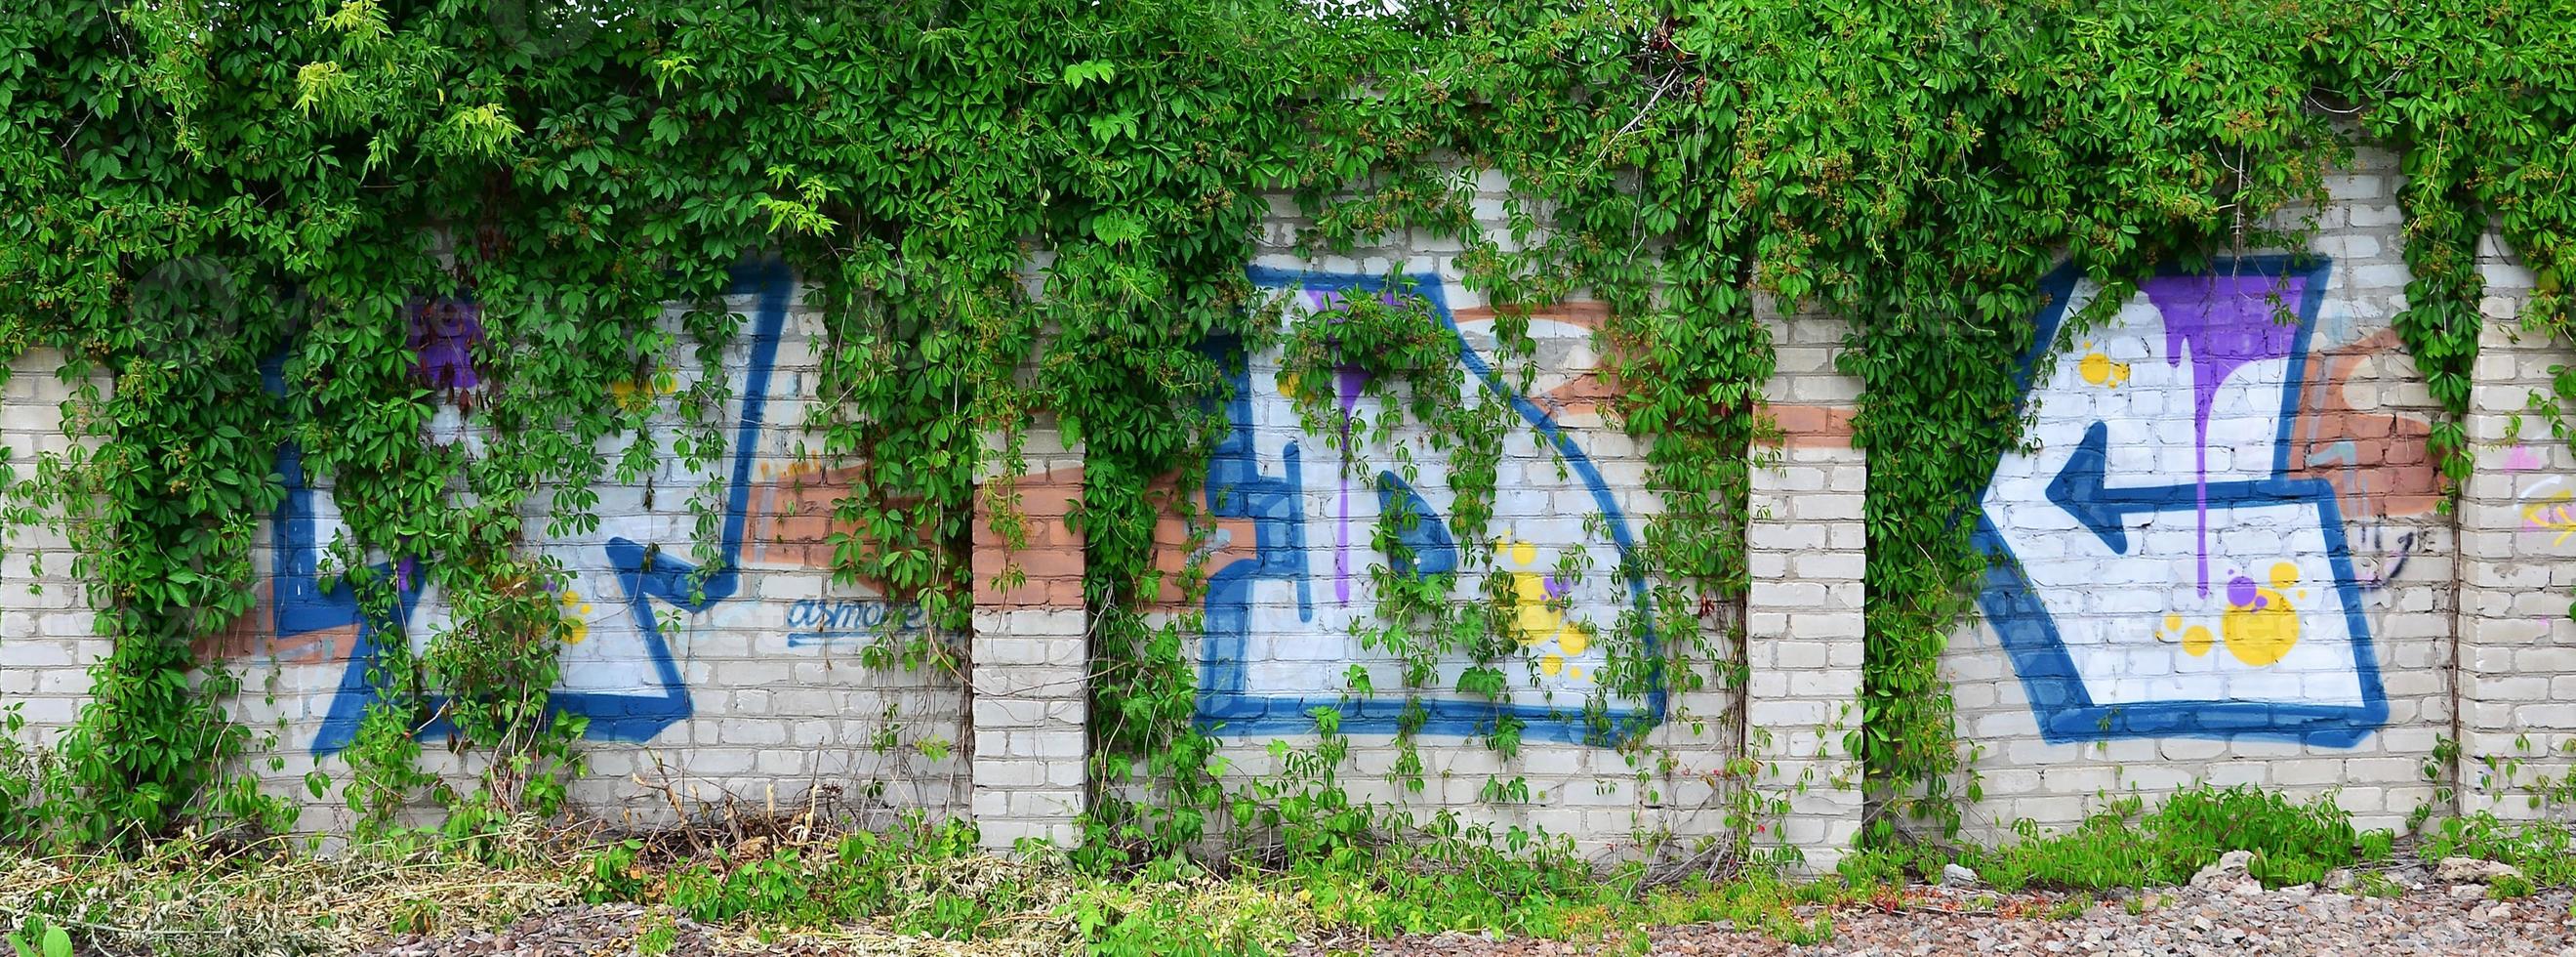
top-left (973, 464), bottom-right (1087, 610)
top-left (739, 459), bottom-right (910, 595)
top-left (2292, 328), bottom-right (2441, 520)
top-left (1138, 470), bottom-right (1256, 613)
top-left (1759, 402), bottom-right (1859, 449)
top-left (743, 459), bottom-right (858, 571)
top-left (191, 579), bottom-right (356, 666)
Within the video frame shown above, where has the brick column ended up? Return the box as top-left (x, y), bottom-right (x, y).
top-left (969, 428), bottom-right (1089, 851)
top-left (1743, 312), bottom-right (1868, 872)
top-left (2456, 233), bottom-right (2561, 817)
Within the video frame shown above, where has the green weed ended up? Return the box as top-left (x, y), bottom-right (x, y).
top-left (4, 917), bottom-right (70, 957)
top-left (2419, 813), bottom-right (2576, 887)
top-left (635, 916), bottom-right (676, 956)
top-left (1961, 785), bottom-right (2389, 892)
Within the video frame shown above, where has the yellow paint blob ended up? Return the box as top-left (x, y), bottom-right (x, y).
top-left (2182, 625), bottom-right (2214, 657)
top-left (609, 368), bottom-right (678, 411)
top-left (2219, 589), bottom-right (2300, 667)
top-left (2078, 352), bottom-right (2132, 388)
top-left (1500, 537), bottom-right (1599, 681)
top-left (1559, 625), bottom-right (1591, 656)
top-left (2162, 613), bottom-right (2184, 633)
top-left (559, 588), bottom-right (594, 645)
top-left (1512, 572), bottom-right (1558, 645)
top-left (2269, 562), bottom-right (2300, 590)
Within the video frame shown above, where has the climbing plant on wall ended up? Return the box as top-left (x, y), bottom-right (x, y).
top-left (2, 0), bottom-right (2574, 856)
top-left (2314, 1), bottom-right (2576, 493)
top-left (1648, 0), bottom-right (2358, 838)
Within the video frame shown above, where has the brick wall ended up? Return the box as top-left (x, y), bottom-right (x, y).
top-left (1943, 144), bottom-right (2452, 836)
top-left (1165, 178), bottom-right (1760, 858)
top-left (0, 145), bottom-right (2569, 864)
top-left (0, 352), bottom-right (98, 744)
top-left (4, 270), bottom-right (972, 832)
top-left (969, 428), bottom-right (1088, 850)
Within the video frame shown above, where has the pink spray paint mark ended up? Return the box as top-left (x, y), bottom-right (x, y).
top-left (2139, 271), bottom-right (2309, 597)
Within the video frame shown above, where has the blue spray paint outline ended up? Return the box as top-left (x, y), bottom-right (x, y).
top-left (286, 260), bottom-right (795, 755)
top-left (1195, 267), bottom-right (1660, 745)
top-left (1971, 255), bottom-right (2388, 746)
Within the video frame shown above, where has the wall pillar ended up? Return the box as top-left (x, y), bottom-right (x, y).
top-left (2456, 235), bottom-right (2562, 817)
top-left (1742, 312), bottom-right (1868, 872)
top-left (969, 429), bottom-right (1090, 852)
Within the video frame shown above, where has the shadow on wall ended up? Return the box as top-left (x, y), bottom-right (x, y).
top-left (1975, 256), bottom-right (2438, 747)
top-left (1190, 267), bottom-right (1658, 747)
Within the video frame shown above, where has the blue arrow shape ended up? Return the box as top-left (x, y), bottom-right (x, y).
top-left (2047, 420), bottom-right (2310, 555)
top-left (1977, 256), bottom-right (2388, 747)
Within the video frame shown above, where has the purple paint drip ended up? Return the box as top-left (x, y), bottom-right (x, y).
top-left (406, 296), bottom-right (485, 390)
top-left (1304, 287), bottom-right (1402, 605)
top-left (2138, 272), bottom-right (2309, 596)
top-left (1333, 364), bottom-right (1369, 603)
top-left (2226, 574), bottom-right (2258, 607)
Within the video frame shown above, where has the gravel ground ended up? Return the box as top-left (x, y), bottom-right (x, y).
top-left (357, 902), bottom-right (1001, 957)
top-left (356, 860), bottom-right (2576, 956)
top-left (1303, 866), bottom-right (2576, 956)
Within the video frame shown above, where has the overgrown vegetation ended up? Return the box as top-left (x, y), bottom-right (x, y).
top-left (0, 810), bottom-right (1860, 957)
top-left (1953, 786), bottom-right (2390, 892)
top-left (20, 783), bottom-right (2576, 954)
top-left (1, 0), bottom-right (2575, 922)
top-left (2412, 734), bottom-right (2576, 892)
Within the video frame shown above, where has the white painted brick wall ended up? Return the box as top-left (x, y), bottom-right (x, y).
top-left (2455, 221), bottom-right (2573, 816)
top-left (5, 143), bottom-right (2572, 864)
top-left (0, 351), bottom-right (102, 743)
top-left (1746, 442), bottom-right (1866, 867)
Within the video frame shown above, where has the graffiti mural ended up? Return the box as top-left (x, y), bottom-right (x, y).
top-left (210, 262), bottom-right (915, 755)
top-left (277, 263), bottom-right (789, 752)
top-left (1194, 268), bottom-right (1656, 745)
top-left (1976, 257), bottom-right (2389, 746)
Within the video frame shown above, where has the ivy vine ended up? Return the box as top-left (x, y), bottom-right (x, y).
top-left (0, 0), bottom-right (2571, 861)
